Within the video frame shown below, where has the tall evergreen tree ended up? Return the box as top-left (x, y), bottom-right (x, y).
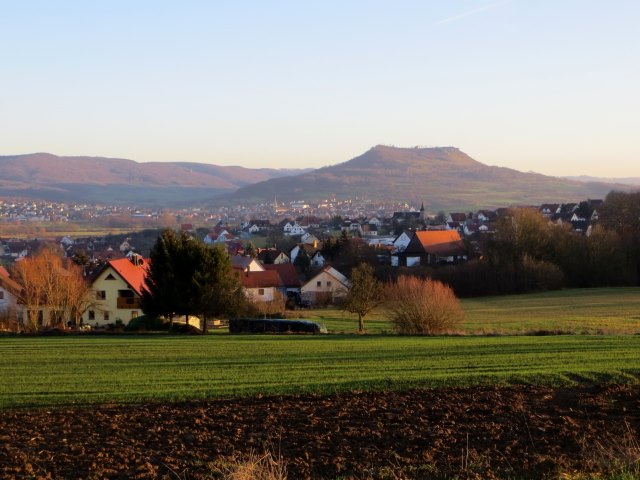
top-left (142, 229), bottom-right (247, 333)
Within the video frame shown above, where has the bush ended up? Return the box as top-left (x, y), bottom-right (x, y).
top-left (229, 318), bottom-right (327, 334)
top-left (124, 314), bottom-right (169, 332)
top-left (385, 276), bottom-right (464, 334)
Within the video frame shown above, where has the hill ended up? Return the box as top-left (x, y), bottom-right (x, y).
top-left (227, 145), bottom-right (633, 210)
top-left (563, 175), bottom-right (640, 186)
top-left (0, 153), bottom-right (308, 206)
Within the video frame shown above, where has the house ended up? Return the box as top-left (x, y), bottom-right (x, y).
top-left (289, 243), bottom-right (325, 267)
top-left (447, 213), bottom-right (467, 223)
top-left (392, 230), bottom-right (414, 253)
top-left (301, 266), bottom-right (351, 305)
top-left (88, 254), bottom-right (150, 326)
top-left (392, 230), bottom-right (467, 267)
top-left (539, 204), bottom-right (560, 217)
top-left (264, 264), bottom-right (302, 299)
top-left (362, 224), bottom-right (378, 236)
top-left (231, 256), bottom-right (265, 272)
top-left (284, 222), bottom-right (305, 236)
top-left (256, 248), bottom-right (290, 265)
top-left (118, 238), bottom-right (134, 254)
top-left (204, 228), bottom-right (229, 244)
top-left (368, 217), bottom-right (382, 227)
top-left (239, 269), bottom-right (283, 302)
top-left (247, 219), bottom-right (271, 233)
top-left (0, 267), bottom-right (20, 318)
top-left (310, 251), bottom-right (326, 267)
top-left (301, 232), bottom-right (320, 246)
top-left (476, 210), bottom-right (498, 223)
top-left (392, 211), bottom-right (422, 223)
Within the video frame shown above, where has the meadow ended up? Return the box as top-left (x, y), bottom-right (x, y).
top-left (305, 287), bottom-right (640, 334)
top-left (2, 287), bottom-right (640, 409)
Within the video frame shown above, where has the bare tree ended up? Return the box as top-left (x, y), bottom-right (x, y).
top-left (343, 263), bottom-right (383, 333)
top-left (11, 248), bottom-right (92, 331)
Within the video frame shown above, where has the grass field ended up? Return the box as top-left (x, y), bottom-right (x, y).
top-left (302, 287), bottom-right (640, 334)
top-left (2, 334), bottom-right (640, 409)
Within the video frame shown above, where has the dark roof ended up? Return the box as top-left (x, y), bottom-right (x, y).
top-left (264, 264), bottom-right (301, 288)
top-left (448, 213), bottom-right (467, 222)
top-left (392, 211), bottom-right (421, 221)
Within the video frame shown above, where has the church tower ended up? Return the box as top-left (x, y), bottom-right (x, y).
top-left (419, 201), bottom-right (425, 221)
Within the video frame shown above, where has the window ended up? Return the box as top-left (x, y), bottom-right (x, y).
top-left (258, 288), bottom-right (265, 295)
top-left (105, 273), bottom-right (116, 280)
top-left (316, 281), bottom-right (322, 287)
top-left (103, 312), bottom-right (110, 321)
top-left (131, 311), bottom-right (139, 319)
top-left (0, 291), bottom-right (4, 300)
top-left (88, 310), bottom-right (95, 320)
top-left (96, 290), bottom-right (106, 300)
top-left (326, 281), bottom-right (332, 287)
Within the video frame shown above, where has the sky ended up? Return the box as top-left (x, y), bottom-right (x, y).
top-left (1, 1), bottom-right (639, 177)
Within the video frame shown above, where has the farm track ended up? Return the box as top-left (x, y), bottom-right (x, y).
top-left (1, 384), bottom-right (639, 479)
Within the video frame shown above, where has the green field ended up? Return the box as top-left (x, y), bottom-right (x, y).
top-left (2, 335), bottom-right (640, 409)
top-left (2, 287), bottom-right (640, 409)
top-left (303, 287), bottom-right (640, 334)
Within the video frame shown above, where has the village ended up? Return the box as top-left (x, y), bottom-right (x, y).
top-left (0, 194), bottom-right (605, 330)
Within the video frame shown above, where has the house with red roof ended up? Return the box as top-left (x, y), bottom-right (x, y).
top-left (238, 269), bottom-right (283, 302)
top-left (264, 263), bottom-right (302, 298)
top-left (392, 230), bottom-right (467, 267)
top-left (87, 254), bottom-right (150, 326)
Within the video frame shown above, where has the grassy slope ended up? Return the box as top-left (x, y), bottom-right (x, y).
top-left (1, 335), bottom-right (640, 408)
top-left (303, 287), bottom-right (640, 334)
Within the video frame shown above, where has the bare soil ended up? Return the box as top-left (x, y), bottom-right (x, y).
top-left (1, 384), bottom-right (639, 479)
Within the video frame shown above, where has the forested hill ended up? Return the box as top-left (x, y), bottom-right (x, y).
top-left (226, 145), bottom-right (632, 210)
top-left (0, 153), bottom-right (309, 206)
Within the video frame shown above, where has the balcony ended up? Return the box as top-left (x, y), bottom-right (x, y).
top-left (116, 296), bottom-right (141, 309)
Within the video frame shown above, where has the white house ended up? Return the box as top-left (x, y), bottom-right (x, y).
top-left (301, 232), bottom-right (320, 245)
top-left (301, 266), bottom-right (351, 305)
top-left (284, 222), bottom-right (306, 236)
top-left (310, 251), bottom-right (326, 267)
top-left (368, 217), bottom-right (382, 227)
top-left (0, 267), bottom-right (20, 318)
top-left (392, 231), bottom-right (414, 253)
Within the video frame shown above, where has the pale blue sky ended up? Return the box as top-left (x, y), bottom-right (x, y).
top-left (1, 1), bottom-right (639, 176)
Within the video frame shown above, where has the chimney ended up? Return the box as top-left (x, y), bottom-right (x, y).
top-left (131, 253), bottom-right (143, 266)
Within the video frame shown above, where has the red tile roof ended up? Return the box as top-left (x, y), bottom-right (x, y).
top-left (264, 264), bottom-right (301, 288)
top-left (239, 270), bottom-right (283, 289)
top-left (414, 230), bottom-right (462, 248)
top-left (107, 257), bottom-right (150, 296)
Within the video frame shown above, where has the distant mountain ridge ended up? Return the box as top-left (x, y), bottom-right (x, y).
top-left (226, 145), bottom-right (635, 210)
top-left (563, 175), bottom-right (640, 186)
top-left (0, 148), bottom-right (635, 209)
top-left (0, 153), bottom-right (310, 206)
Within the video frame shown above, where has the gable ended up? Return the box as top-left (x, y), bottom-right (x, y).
top-left (97, 258), bottom-right (150, 296)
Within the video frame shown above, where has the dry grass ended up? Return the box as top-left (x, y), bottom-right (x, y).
top-left (215, 450), bottom-right (288, 480)
top-left (568, 420), bottom-right (640, 479)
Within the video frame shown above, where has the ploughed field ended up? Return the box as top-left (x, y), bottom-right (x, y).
top-left (2, 384), bottom-right (640, 479)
